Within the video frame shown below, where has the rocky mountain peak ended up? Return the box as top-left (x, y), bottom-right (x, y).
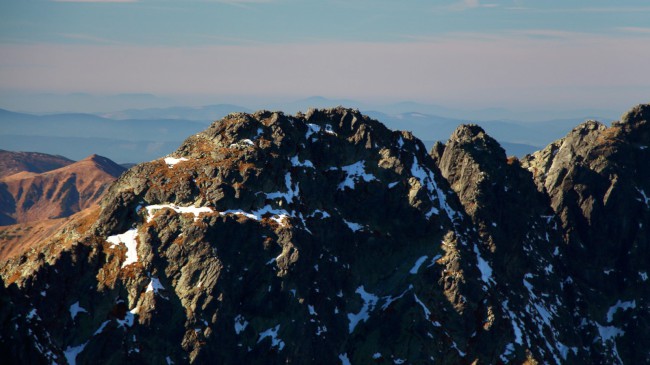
top-left (520, 104), bottom-right (650, 364)
top-left (449, 123), bottom-right (490, 142)
top-left (2, 105), bottom-right (650, 364)
top-left (620, 103), bottom-right (650, 125)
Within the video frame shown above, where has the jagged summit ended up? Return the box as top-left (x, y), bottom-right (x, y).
top-left (620, 103), bottom-right (650, 125)
top-left (76, 154), bottom-right (126, 176)
top-left (1, 105), bottom-right (649, 364)
top-left (521, 104), bottom-right (650, 364)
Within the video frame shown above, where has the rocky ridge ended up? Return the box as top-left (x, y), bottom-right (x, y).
top-left (1, 105), bottom-right (649, 364)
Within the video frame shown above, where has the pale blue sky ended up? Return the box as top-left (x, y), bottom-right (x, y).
top-left (1, 0), bottom-right (649, 112)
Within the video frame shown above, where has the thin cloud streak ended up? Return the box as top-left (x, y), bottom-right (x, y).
top-left (445, 0), bottom-right (499, 11)
top-left (617, 27), bottom-right (650, 34)
top-left (504, 6), bottom-right (650, 13)
top-left (58, 33), bottom-right (126, 45)
top-left (53, 0), bottom-right (137, 3)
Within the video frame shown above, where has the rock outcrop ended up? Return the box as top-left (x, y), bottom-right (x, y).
top-left (0, 105), bottom-right (649, 364)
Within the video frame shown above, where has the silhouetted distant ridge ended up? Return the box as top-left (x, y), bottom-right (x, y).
top-left (0, 149), bottom-right (73, 178)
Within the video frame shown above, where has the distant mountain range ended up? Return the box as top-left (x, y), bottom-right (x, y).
top-left (0, 104), bottom-right (611, 163)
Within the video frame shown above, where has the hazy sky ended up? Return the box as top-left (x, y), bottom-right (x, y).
top-left (1, 0), bottom-right (649, 111)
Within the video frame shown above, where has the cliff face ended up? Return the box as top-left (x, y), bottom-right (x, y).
top-left (432, 124), bottom-right (579, 362)
top-left (1, 105), bottom-right (649, 364)
top-left (521, 104), bottom-right (650, 364)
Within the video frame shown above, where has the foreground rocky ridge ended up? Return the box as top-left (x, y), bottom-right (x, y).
top-left (1, 105), bottom-right (649, 364)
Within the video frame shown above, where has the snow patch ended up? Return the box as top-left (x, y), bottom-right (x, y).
top-left (503, 300), bottom-right (524, 345)
top-left (146, 277), bottom-right (166, 298)
top-left (473, 244), bottom-right (493, 285)
top-left (427, 254), bottom-right (442, 268)
top-left (290, 155), bottom-right (314, 168)
top-left (337, 161), bottom-right (377, 190)
top-left (413, 293), bottom-right (441, 326)
top-left (307, 209), bottom-right (331, 219)
top-left (26, 308), bottom-right (38, 320)
top-left (93, 320), bottom-right (110, 336)
top-left (117, 311), bottom-right (135, 328)
top-left (265, 172), bottom-right (299, 205)
top-left (229, 139), bottom-right (254, 148)
top-left (63, 342), bottom-right (88, 365)
top-left (596, 322), bottom-right (625, 364)
top-left (69, 302), bottom-right (87, 320)
top-left (636, 188), bottom-right (650, 206)
top-left (234, 315), bottom-right (248, 334)
top-left (381, 286), bottom-right (411, 310)
top-left (306, 123), bottom-right (321, 139)
top-left (606, 300), bottom-right (636, 323)
top-left (339, 353), bottom-right (351, 365)
top-left (411, 156), bottom-right (458, 221)
top-left (324, 124), bottom-right (337, 135)
top-left (106, 229), bottom-right (139, 268)
top-left (257, 325), bottom-right (285, 351)
top-left (348, 286), bottom-right (379, 333)
top-left (343, 219), bottom-right (363, 232)
top-left (308, 305), bottom-right (317, 316)
top-left (597, 323), bottom-right (625, 341)
top-left (220, 205), bottom-right (292, 227)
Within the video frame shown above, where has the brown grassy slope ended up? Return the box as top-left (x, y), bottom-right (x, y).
top-left (0, 205), bottom-right (100, 262)
top-left (0, 154), bottom-right (124, 225)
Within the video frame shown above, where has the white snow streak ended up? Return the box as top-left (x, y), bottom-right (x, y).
top-left (164, 157), bottom-right (188, 167)
top-left (409, 256), bottom-right (428, 274)
top-left (145, 204), bottom-right (213, 222)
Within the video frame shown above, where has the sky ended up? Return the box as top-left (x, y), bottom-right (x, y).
top-left (1, 0), bottom-right (649, 114)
